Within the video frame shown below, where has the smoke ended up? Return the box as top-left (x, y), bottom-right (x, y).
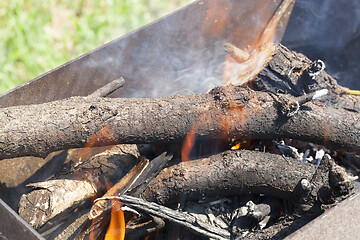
top-left (2, 0), bottom-right (358, 108)
top-left (97, 0), bottom-right (288, 99)
top-left (282, 0), bottom-right (360, 89)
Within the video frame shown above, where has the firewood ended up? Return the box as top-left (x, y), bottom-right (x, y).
top-left (0, 86), bottom-right (358, 160)
top-left (18, 144), bottom-right (139, 229)
top-left (1, 44), bottom-right (359, 160)
top-left (89, 152), bottom-right (173, 219)
top-left (89, 77), bottom-right (125, 98)
top-left (143, 150), bottom-right (354, 207)
top-left (75, 149), bottom-right (353, 240)
top-left (142, 150), bottom-right (318, 206)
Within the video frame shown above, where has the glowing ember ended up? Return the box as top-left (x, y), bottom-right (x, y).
top-left (105, 199), bottom-right (125, 240)
top-left (231, 142), bottom-right (241, 150)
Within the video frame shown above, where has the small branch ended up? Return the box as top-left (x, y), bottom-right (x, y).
top-left (89, 78), bottom-right (125, 97)
top-left (127, 152), bottom-right (173, 197)
top-left (224, 43), bottom-right (250, 62)
top-left (118, 195), bottom-right (231, 240)
top-left (89, 152), bottom-right (173, 219)
top-left (89, 157), bottom-right (150, 220)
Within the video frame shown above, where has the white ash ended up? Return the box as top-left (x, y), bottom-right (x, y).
top-left (315, 148), bottom-right (325, 166)
top-left (273, 140), bottom-right (302, 160)
top-left (312, 89), bottom-right (328, 100)
top-left (300, 178), bottom-right (311, 191)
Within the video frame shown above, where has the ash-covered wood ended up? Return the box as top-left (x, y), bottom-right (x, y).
top-left (142, 150), bottom-right (317, 206)
top-left (141, 150), bottom-right (354, 239)
top-left (87, 151), bottom-right (353, 240)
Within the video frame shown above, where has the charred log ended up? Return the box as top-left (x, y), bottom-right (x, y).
top-left (253, 45), bottom-right (360, 112)
top-left (142, 150), bottom-right (318, 206)
top-left (96, 150), bottom-right (352, 239)
top-left (1, 44), bottom-right (360, 160)
top-left (1, 85), bottom-right (359, 160)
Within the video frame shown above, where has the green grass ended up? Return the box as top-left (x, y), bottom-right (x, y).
top-left (0, 0), bottom-right (193, 94)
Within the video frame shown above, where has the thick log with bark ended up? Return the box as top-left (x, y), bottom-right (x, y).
top-left (142, 150), bottom-right (317, 206)
top-left (1, 86), bottom-right (359, 160)
top-left (1, 45), bottom-right (359, 160)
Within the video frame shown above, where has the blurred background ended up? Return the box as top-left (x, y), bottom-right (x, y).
top-left (0, 0), bottom-right (193, 94)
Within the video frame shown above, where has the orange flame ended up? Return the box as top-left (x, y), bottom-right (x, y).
top-left (231, 142), bottom-right (241, 150)
top-left (181, 126), bottom-right (197, 162)
top-left (105, 199), bottom-right (125, 240)
top-left (71, 124), bottom-right (115, 165)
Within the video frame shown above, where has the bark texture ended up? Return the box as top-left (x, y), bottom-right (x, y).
top-left (143, 150), bottom-right (317, 206)
top-left (1, 44), bottom-right (359, 160)
top-left (1, 85), bottom-right (359, 160)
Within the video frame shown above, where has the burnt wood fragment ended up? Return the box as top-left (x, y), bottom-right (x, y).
top-left (18, 144), bottom-right (139, 229)
top-left (253, 44), bottom-right (360, 112)
top-left (119, 195), bottom-right (231, 240)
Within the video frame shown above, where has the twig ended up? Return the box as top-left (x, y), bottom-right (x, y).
top-left (127, 152), bottom-right (173, 197)
top-left (89, 78), bottom-right (125, 98)
top-left (224, 43), bottom-right (250, 62)
top-left (89, 157), bottom-right (149, 219)
top-left (89, 152), bottom-right (173, 219)
top-left (117, 195), bottom-right (231, 240)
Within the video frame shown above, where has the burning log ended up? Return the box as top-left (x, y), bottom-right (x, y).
top-left (82, 150), bottom-right (353, 240)
top-left (0, 44), bottom-right (359, 161)
top-left (0, 86), bottom-right (359, 161)
top-left (142, 150), bottom-right (317, 206)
